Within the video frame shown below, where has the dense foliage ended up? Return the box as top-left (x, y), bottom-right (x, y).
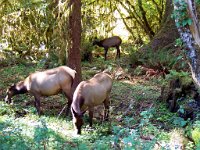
top-left (0, 0), bottom-right (166, 64)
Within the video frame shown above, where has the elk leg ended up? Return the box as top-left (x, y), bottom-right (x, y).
top-left (116, 46), bottom-right (120, 59)
top-left (103, 98), bottom-right (109, 121)
top-left (64, 91), bottom-right (72, 117)
top-left (34, 94), bottom-right (42, 116)
top-left (88, 108), bottom-right (94, 127)
top-left (66, 99), bottom-right (72, 117)
top-left (104, 48), bottom-right (108, 61)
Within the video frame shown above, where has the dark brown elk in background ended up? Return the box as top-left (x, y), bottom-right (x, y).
top-left (93, 36), bottom-right (122, 60)
top-left (5, 66), bottom-right (76, 116)
top-left (71, 72), bottom-right (112, 134)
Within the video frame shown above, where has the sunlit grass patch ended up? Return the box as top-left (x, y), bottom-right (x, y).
top-left (0, 106), bottom-right (114, 149)
top-left (0, 101), bottom-right (15, 116)
top-left (0, 114), bottom-right (93, 149)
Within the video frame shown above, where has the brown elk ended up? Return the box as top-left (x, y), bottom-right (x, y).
top-left (71, 72), bottom-right (112, 134)
top-left (93, 36), bottom-right (122, 61)
top-left (5, 66), bottom-right (76, 116)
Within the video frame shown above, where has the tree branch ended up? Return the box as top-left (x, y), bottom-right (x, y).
top-left (151, 0), bottom-right (163, 23)
top-left (138, 0), bottom-right (155, 39)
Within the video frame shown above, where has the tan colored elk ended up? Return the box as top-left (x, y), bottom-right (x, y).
top-left (5, 66), bottom-right (76, 116)
top-left (71, 72), bottom-right (112, 134)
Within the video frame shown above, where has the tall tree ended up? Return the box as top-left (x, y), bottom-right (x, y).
top-left (144, 0), bottom-right (179, 50)
top-left (67, 0), bottom-right (82, 92)
top-left (173, 0), bottom-right (200, 87)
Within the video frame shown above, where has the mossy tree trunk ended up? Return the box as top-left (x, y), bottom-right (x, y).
top-left (145, 0), bottom-right (179, 50)
top-left (67, 0), bottom-right (82, 92)
top-left (174, 0), bottom-right (200, 88)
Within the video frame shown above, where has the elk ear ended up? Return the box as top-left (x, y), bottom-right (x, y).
top-left (71, 107), bottom-right (78, 117)
top-left (71, 107), bottom-right (84, 117)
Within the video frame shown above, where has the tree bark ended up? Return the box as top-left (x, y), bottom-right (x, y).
top-left (174, 0), bottom-right (200, 88)
top-left (185, 0), bottom-right (200, 47)
top-left (144, 0), bottom-right (179, 51)
top-left (67, 0), bottom-right (82, 92)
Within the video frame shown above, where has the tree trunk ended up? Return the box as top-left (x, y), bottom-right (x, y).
top-left (144, 0), bottom-right (179, 50)
top-left (67, 0), bottom-right (82, 92)
top-left (174, 0), bottom-right (200, 88)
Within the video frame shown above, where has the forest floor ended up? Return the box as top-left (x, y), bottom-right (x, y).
top-left (0, 56), bottom-right (198, 149)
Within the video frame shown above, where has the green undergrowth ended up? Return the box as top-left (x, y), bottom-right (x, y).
top-left (0, 61), bottom-right (199, 149)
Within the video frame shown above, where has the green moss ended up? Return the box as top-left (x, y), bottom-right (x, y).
top-left (191, 128), bottom-right (200, 145)
top-left (180, 76), bottom-right (193, 87)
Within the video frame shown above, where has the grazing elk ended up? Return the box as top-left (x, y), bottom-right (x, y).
top-left (5, 66), bottom-right (76, 116)
top-left (71, 72), bottom-right (112, 134)
top-left (93, 36), bottom-right (122, 61)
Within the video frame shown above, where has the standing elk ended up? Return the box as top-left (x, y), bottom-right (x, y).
top-left (93, 36), bottom-right (122, 61)
top-left (71, 72), bottom-right (113, 134)
top-left (5, 66), bottom-right (76, 116)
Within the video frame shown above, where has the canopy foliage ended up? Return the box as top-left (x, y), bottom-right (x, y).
top-left (0, 0), bottom-right (165, 64)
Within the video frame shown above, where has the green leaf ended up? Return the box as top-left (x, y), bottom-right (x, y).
top-left (173, 117), bottom-right (187, 127)
top-left (176, 22), bottom-right (181, 27)
top-left (187, 18), bottom-right (193, 25)
top-left (182, 20), bottom-right (188, 26)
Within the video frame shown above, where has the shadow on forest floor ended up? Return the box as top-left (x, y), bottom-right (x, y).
top-left (0, 59), bottom-right (199, 149)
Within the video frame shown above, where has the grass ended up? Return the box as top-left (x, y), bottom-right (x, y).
top-left (0, 58), bottom-right (199, 149)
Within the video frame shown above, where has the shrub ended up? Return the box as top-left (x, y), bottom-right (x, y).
top-left (81, 40), bottom-right (93, 62)
top-left (191, 128), bottom-right (200, 146)
top-left (128, 46), bottom-right (142, 66)
top-left (129, 48), bottom-right (187, 71)
top-left (191, 121), bottom-right (200, 147)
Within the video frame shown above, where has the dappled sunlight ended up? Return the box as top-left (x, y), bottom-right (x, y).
top-left (121, 79), bottom-right (141, 85)
top-left (113, 19), bottom-right (129, 41)
top-left (0, 113), bottom-right (83, 140)
top-left (113, 14), bottom-right (130, 41)
top-left (113, 6), bottom-right (129, 41)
